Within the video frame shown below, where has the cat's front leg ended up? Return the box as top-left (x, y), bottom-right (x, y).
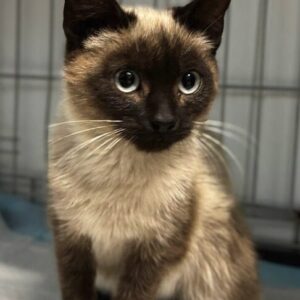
top-left (52, 220), bottom-right (97, 300)
top-left (114, 239), bottom-right (184, 300)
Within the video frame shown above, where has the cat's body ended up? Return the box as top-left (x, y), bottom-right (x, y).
top-left (49, 1), bottom-right (260, 299)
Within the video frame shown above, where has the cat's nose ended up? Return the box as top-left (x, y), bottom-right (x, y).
top-left (149, 115), bottom-right (178, 133)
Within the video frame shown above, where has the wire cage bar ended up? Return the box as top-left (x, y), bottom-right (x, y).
top-left (0, 0), bottom-right (299, 256)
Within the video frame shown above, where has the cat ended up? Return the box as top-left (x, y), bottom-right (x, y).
top-left (48, 0), bottom-right (261, 299)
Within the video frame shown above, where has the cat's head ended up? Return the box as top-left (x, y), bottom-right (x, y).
top-left (63, 0), bottom-right (230, 152)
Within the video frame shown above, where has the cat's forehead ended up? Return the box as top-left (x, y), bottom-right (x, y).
top-left (85, 6), bottom-right (212, 55)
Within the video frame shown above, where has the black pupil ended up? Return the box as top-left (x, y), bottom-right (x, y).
top-left (119, 71), bottom-right (136, 88)
top-left (182, 73), bottom-right (196, 90)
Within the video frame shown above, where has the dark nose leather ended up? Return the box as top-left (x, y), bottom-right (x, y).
top-left (149, 114), bottom-right (178, 133)
top-left (146, 90), bottom-right (178, 133)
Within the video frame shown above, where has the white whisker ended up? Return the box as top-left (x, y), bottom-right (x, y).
top-left (103, 137), bottom-right (123, 153)
top-left (55, 130), bottom-right (120, 166)
top-left (203, 126), bottom-right (249, 148)
top-left (49, 126), bottom-right (110, 144)
top-left (84, 129), bottom-right (125, 160)
top-left (195, 120), bottom-right (256, 144)
top-left (200, 133), bottom-right (244, 175)
top-left (200, 139), bottom-right (230, 177)
top-left (198, 140), bottom-right (220, 176)
top-left (81, 136), bottom-right (115, 162)
top-left (49, 120), bottom-right (123, 128)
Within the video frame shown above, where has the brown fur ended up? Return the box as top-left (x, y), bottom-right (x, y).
top-left (50, 211), bottom-right (97, 300)
top-left (49, 1), bottom-right (260, 300)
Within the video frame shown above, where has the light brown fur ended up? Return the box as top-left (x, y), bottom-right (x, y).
top-left (49, 3), bottom-right (260, 300)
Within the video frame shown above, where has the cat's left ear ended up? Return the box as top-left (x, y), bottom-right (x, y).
top-left (64, 0), bottom-right (136, 53)
top-left (172, 0), bottom-right (231, 54)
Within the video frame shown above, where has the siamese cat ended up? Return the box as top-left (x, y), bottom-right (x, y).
top-left (48, 0), bottom-right (260, 299)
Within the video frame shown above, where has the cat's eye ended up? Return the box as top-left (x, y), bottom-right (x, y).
top-left (115, 70), bottom-right (140, 93)
top-left (178, 71), bottom-right (202, 95)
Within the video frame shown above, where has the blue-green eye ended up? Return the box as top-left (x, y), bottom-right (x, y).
top-left (115, 70), bottom-right (140, 93)
top-left (179, 71), bottom-right (202, 95)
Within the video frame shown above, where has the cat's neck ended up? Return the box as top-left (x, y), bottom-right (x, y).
top-left (82, 132), bottom-right (200, 185)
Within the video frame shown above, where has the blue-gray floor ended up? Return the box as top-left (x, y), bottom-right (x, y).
top-left (0, 193), bottom-right (299, 300)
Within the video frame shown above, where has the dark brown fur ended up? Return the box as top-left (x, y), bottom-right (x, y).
top-left (173, 0), bottom-right (230, 54)
top-left (51, 213), bottom-right (97, 300)
top-left (64, 0), bottom-right (137, 54)
top-left (64, 26), bottom-right (217, 151)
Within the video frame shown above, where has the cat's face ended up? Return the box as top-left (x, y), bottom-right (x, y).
top-left (63, 0), bottom-right (230, 152)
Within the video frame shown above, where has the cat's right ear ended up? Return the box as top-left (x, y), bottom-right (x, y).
top-left (64, 0), bottom-right (136, 54)
top-left (172, 0), bottom-right (231, 54)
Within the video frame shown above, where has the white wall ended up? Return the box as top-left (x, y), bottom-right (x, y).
top-left (0, 0), bottom-right (299, 208)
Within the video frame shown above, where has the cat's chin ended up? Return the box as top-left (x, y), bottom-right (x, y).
top-left (127, 131), bottom-right (190, 152)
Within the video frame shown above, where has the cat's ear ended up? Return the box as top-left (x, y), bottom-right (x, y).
top-left (64, 0), bottom-right (136, 53)
top-left (172, 0), bottom-right (231, 54)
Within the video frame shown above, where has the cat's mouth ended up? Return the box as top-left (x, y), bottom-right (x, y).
top-left (121, 127), bottom-right (191, 152)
